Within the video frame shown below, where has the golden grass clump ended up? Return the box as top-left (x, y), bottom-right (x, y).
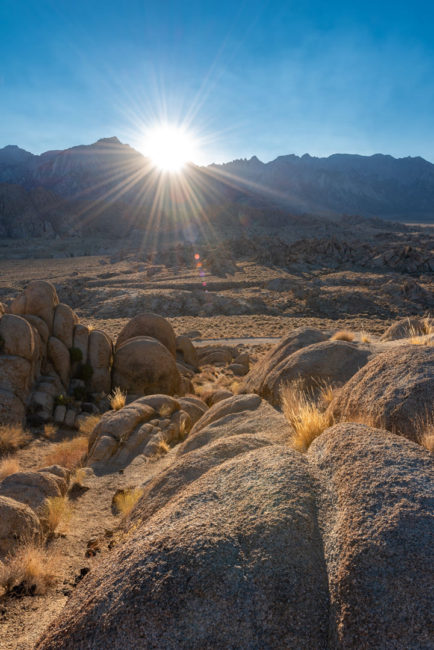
top-left (0, 457), bottom-right (20, 480)
top-left (0, 425), bottom-right (30, 456)
top-left (0, 544), bottom-right (59, 596)
top-left (360, 331), bottom-right (371, 343)
top-left (43, 423), bottom-right (57, 439)
top-left (110, 386), bottom-right (126, 411)
top-left (78, 414), bottom-right (101, 437)
top-left (43, 435), bottom-right (88, 469)
top-left (408, 318), bottom-right (434, 345)
top-left (330, 330), bottom-right (355, 342)
top-left (113, 487), bottom-right (144, 517)
top-left (40, 496), bottom-right (73, 534)
top-left (281, 381), bottom-right (333, 453)
top-left (415, 411), bottom-right (434, 452)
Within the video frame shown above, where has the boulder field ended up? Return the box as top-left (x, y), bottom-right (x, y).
top-left (0, 285), bottom-right (432, 649)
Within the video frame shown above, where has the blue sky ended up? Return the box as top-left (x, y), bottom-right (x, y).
top-left (1, 0), bottom-right (434, 163)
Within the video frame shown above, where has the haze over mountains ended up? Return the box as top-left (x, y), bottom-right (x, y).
top-left (0, 136), bottom-right (433, 240)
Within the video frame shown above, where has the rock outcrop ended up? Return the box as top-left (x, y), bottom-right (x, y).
top-left (251, 338), bottom-right (371, 406)
top-left (328, 345), bottom-right (434, 440)
top-left (87, 395), bottom-right (193, 471)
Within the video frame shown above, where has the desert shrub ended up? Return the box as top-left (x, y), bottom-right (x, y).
top-left (69, 347), bottom-right (83, 363)
top-left (40, 496), bottom-right (73, 534)
top-left (0, 456), bottom-right (20, 480)
top-left (54, 393), bottom-right (71, 407)
top-left (281, 381), bottom-right (333, 452)
top-left (109, 386), bottom-right (126, 411)
top-left (73, 385), bottom-right (87, 401)
top-left (113, 487), bottom-right (144, 517)
top-left (78, 363), bottom-right (94, 382)
top-left (330, 330), bottom-right (355, 342)
top-left (0, 544), bottom-right (59, 596)
top-left (360, 331), bottom-right (371, 343)
top-left (408, 318), bottom-right (434, 345)
top-left (0, 425), bottom-right (30, 456)
top-left (43, 435), bottom-right (88, 469)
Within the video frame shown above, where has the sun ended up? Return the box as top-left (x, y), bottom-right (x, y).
top-left (141, 124), bottom-right (199, 172)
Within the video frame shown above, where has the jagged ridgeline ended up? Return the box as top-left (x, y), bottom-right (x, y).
top-left (1, 138), bottom-right (434, 241)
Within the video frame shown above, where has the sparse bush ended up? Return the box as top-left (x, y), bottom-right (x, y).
top-left (54, 393), bottom-right (70, 407)
top-left (109, 386), bottom-right (126, 411)
top-left (40, 496), bottom-right (73, 534)
top-left (409, 318), bottom-right (434, 345)
top-left (330, 330), bottom-right (355, 342)
top-left (0, 544), bottom-right (59, 596)
top-left (281, 381), bottom-right (333, 452)
top-left (112, 487), bottom-right (144, 517)
top-left (69, 347), bottom-right (83, 363)
top-left (0, 425), bottom-right (30, 456)
top-left (0, 456), bottom-right (20, 480)
top-left (43, 435), bottom-right (88, 469)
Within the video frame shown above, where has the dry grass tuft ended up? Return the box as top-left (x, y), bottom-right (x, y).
top-left (0, 457), bottom-right (20, 480)
top-left (71, 467), bottom-right (86, 486)
top-left (0, 544), bottom-right (59, 596)
top-left (113, 487), bottom-right (144, 517)
top-left (408, 318), bottom-right (434, 345)
top-left (110, 386), bottom-right (126, 411)
top-left (281, 381), bottom-right (333, 453)
top-left (360, 331), bottom-right (371, 343)
top-left (78, 414), bottom-right (101, 438)
top-left (330, 330), bottom-right (355, 342)
top-left (40, 496), bottom-right (73, 534)
top-left (0, 425), bottom-right (31, 456)
top-left (415, 411), bottom-right (434, 452)
top-left (43, 436), bottom-right (88, 469)
top-left (43, 423), bottom-right (57, 440)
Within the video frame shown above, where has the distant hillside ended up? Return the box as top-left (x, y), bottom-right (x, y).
top-left (0, 137), bottom-right (432, 240)
top-left (211, 153), bottom-right (434, 222)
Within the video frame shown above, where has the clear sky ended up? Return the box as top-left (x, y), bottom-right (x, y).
top-left (1, 0), bottom-right (434, 164)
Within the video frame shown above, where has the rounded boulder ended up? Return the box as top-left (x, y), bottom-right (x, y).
top-left (112, 336), bottom-right (181, 398)
top-left (115, 313), bottom-right (176, 356)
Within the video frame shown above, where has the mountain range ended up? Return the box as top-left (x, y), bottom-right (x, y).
top-left (0, 136), bottom-right (433, 240)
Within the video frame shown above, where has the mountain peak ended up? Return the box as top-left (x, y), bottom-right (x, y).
top-left (96, 136), bottom-right (122, 145)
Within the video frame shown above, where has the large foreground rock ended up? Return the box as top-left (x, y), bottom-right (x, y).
top-left (328, 345), bottom-right (434, 440)
top-left (0, 314), bottom-right (37, 361)
top-left (36, 446), bottom-right (330, 649)
top-left (245, 327), bottom-right (329, 395)
top-left (115, 313), bottom-right (176, 356)
top-left (308, 423), bottom-right (434, 649)
top-left (254, 339), bottom-right (371, 407)
top-left (112, 336), bottom-right (181, 397)
top-left (0, 495), bottom-right (42, 557)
